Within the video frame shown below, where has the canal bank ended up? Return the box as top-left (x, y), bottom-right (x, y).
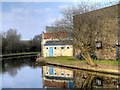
top-left (36, 56), bottom-right (120, 75)
top-left (1, 52), bottom-right (39, 60)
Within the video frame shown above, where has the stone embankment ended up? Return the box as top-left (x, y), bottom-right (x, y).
top-left (36, 57), bottom-right (120, 76)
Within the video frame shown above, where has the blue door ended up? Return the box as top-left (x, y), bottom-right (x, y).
top-left (49, 66), bottom-right (54, 75)
top-left (49, 47), bottom-right (53, 57)
top-left (68, 81), bottom-right (74, 89)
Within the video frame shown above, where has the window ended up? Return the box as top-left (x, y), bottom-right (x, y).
top-left (67, 47), bottom-right (69, 49)
top-left (46, 47), bottom-right (48, 49)
top-left (54, 47), bottom-right (56, 49)
top-left (61, 73), bottom-right (64, 76)
top-left (67, 74), bottom-right (70, 76)
top-left (54, 73), bottom-right (57, 75)
top-left (46, 72), bottom-right (49, 75)
top-left (61, 47), bottom-right (64, 49)
top-left (96, 41), bottom-right (102, 49)
top-left (95, 78), bottom-right (103, 86)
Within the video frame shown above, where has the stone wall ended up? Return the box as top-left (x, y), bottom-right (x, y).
top-left (73, 4), bottom-right (120, 60)
top-left (95, 18), bottom-right (116, 60)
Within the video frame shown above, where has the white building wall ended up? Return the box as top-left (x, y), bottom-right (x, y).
top-left (43, 45), bottom-right (73, 57)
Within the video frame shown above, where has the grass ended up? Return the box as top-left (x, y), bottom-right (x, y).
top-left (44, 56), bottom-right (82, 64)
top-left (45, 56), bottom-right (78, 61)
top-left (94, 59), bottom-right (119, 66)
top-left (43, 56), bottom-right (119, 66)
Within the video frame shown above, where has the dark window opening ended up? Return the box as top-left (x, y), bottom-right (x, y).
top-left (46, 47), bottom-right (48, 49)
top-left (54, 47), bottom-right (56, 49)
top-left (67, 47), bottom-right (69, 49)
top-left (96, 41), bottom-right (102, 49)
top-left (61, 47), bottom-right (64, 49)
top-left (46, 72), bottom-right (49, 74)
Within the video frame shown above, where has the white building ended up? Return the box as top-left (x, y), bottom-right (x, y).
top-left (41, 31), bottom-right (73, 57)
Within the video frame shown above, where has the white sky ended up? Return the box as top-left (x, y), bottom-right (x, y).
top-left (1, 0), bottom-right (118, 2)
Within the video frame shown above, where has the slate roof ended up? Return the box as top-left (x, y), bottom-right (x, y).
top-left (44, 40), bottom-right (72, 46)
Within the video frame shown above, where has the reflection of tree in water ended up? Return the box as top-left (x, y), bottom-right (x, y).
top-left (2, 57), bottom-right (36, 77)
top-left (0, 60), bottom-right (2, 74)
top-left (74, 70), bottom-right (94, 89)
top-left (74, 69), bottom-right (120, 89)
top-left (81, 75), bottom-right (95, 89)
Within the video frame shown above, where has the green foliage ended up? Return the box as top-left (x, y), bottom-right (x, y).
top-left (1, 29), bottom-right (42, 54)
top-left (29, 34), bottom-right (42, 52)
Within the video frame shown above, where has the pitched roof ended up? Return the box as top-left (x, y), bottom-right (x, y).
top-left (43, 31), bottom-right (67, 39)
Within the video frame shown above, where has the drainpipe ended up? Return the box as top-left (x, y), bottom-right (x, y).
top-left (116, 16), bottom-right (119, 60)
top-left (116, 2), bottom-right (119, 60)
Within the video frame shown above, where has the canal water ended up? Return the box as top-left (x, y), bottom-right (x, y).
top-left (1, 57), bottom-right (120, 89)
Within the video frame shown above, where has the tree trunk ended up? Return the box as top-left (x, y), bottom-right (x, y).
top-left (81, 48), bottom-right (97, 67)
top-left (86, 51), bottom-right (97, 67)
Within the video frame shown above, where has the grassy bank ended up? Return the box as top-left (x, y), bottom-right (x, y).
top-left (36, 56), bottom-right (119, 75)
top-left (42, 56), bottom-right (118, 66)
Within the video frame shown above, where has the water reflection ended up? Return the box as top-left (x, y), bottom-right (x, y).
top-left (42, 66), bottom-right (74, 89)
top-left (1, 57), bottom-right (120, 89)
top-left (2, 57), bottom-right (43, 88)
top-left (74, 69), bottom-right (120, 89)
top-left (2, 57), bottom-right (36, 77)
top-left (42, 65), bottom-right (120, 89)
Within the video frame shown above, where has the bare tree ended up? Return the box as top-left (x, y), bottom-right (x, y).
top-left (53, 2), bottom-right (100, 66)
top-left (53, 1), bottom-right (119, 66)
top-left (4, 29), bottom-right (21, 53)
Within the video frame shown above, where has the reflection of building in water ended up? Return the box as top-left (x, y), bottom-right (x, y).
top-left (42, 66), bottom-right (74, 89)
top-left (93, 76), bottom-right (120, 88)
top-left (74, 70), bottom-right (120, 88)
top-left (42, 66), bottom-right (120, 89)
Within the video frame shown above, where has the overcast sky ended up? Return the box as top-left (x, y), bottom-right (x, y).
top-left (1, 0), bottom-right (117, 40)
